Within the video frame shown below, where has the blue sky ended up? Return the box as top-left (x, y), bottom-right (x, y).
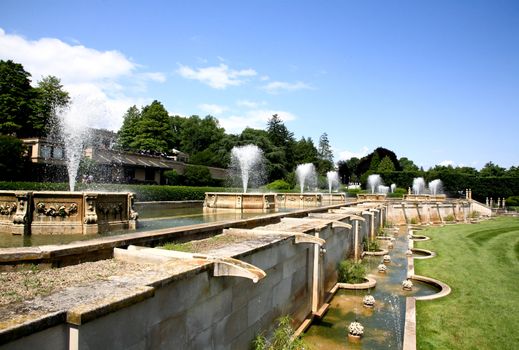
top-left (1, 0), bottom-right (518, 169)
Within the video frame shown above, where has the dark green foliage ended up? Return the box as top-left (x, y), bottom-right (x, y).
top-left (116, 105), bottom-right (141, 151)
top-left (337, 260), bottom-right (366, 284)
top-left (377, 155), bottom-right (396, 172)
top-left (0, 60), bottom-right (36, 136)
top-left (183, 165), bottom-right (214, 186)
top-left (0, 135), bottom-right (26, 180)
top-left (265, 179), bottom-right (291, 191)
top-left (355, 147), bottom-right (402, 178)
top-left (479, 161), bottom-right (506, 177)
top-left (505, 196), bottom-right (519, 207)
top-left (33, 75), bottom-right (70, 138)
top-left (0, 182), bottom-right (227, 201)
top-left (163, 170), bottom-right (182, 185)
top-left (131, 101), bottom-right (173, 152)
top-left (399, 157), bottom-right (419, 171)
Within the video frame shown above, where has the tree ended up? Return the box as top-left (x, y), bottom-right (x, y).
top-left (33, 75), bottom-right (70, 138)
top-left (337, 157), bottom-right (360, 183)
top-left (507, 166), bottom-right (519, 177)
top-left (399, 157), bottom-right (419, 171)
top-left (266, 114), bottom-right (296, 176)
top-left (293, 137), bottom-right (318, 165)
top-left (0, 60), bottom-right (35, 136)
top-left (0, 135), bottom-right (26, 180)
top-left (377, 155), bottom-right (396, 172)
top-left (130, 101), bottom-right (173, 152)
top-left (117, 105), bottom-right (141, 150)
top-left (479, 161), bottom-right (506, 177)
top-left (317, 132), bottom-right (334, 174)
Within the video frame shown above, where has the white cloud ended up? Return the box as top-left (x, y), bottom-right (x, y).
top-left (262, 80), bottom-right (311, 94)
top-left (337, 146), bottom-right (370, 161)
top-left (236, 99), bottom-right (264, 109)
top-left (177, 63), bottom-right (257, 89)
top-left (198, 103), bottom-right (228, 116)
top-left (218, 109), bottom-right (297, 134)
top-left (0, 28), bottom-right (161, 131)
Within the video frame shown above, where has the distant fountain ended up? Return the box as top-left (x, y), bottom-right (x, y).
top-left (357, 174), bottom-right (386, 200)
top-left (428, 179), bottom-right (443, 195)
top-left (296, 163), bottom-right (317, 193)
top-left (367, 174), bottom-right (382, 194)
top-left (326, 171), bottom-right (340, 193)
top-left (205, 144), bottom-right (274, 211)
top-left (378, 185), bottom-right (389, 195)
top-left (229, 145), bottom-right (266, 193)
top-left (412, 177), bottom-right (426, 195)
top-left (404, 177), bottom-right (446, 202)
top-left (390, 184), bottom-right (396, 193)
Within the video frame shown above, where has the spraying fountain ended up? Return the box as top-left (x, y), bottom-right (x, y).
top-left (277, 163), bottom-right (322, 208)
top-left (204, 145), bottom-right (275, 211)
top-left (404, 177), bottom-right (446, 202)
top-left (0, 97), bottom-right (138, 236)
top-left (321, 171), bottom-right (346, 204)
top-left (357, 174), bottom-right (387, 201)
top-left (295, 163), bottom-right (317, 193)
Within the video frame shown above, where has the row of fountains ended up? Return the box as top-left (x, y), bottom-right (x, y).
top-left (230, 144), bottom-right (340, 194)
top-left (367, 174), bottom-right (444, 195)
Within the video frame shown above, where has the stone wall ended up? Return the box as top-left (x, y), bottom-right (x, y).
top-left (2, 208), bottom-right (380, 349)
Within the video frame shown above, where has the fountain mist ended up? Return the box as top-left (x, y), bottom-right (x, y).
top-left (57, 96), bottom-right (107, 191)
top-left (296, 163), bottom-right (317, 193)
top-left (326, 171), bottom-right (340, 194)
top-left (412, 177), bottom-right (426, 195)
top-left (229, 145), bottom-right (266, 193)
top-left (429, 179), bottom-right (443, 195)
top-left (367, 174), bottom-right (382, 194)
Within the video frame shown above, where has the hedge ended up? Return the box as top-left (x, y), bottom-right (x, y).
top-left (0, 182), bottom-right (232, 201)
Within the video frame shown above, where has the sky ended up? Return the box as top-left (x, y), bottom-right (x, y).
top-left (1, 0), bottom-right (518, 169)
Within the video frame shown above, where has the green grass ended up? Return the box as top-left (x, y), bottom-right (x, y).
top-left (414, 217), bottom-right (519, 350)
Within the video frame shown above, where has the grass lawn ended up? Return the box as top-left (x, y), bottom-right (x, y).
top-left (414, 217), bottom-right (519, 350)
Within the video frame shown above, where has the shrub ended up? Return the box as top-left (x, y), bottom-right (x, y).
top-left (506, 196), bottom-right (519, 207)
top-left (252, 316), bottom-right (306, 350)
top-left (0, 135), bottom-right (26, 180)
top-left (163, 170), bottom-right (183, 185)
top-left (265, 179), bottom-right (291, 191)
top-left (366, 240), bottom-right (380, 252)
top-left (410, 217), bottom-right (419, 225)
top-left (338, 260), bottom-right (366, 284)
top-left (0, 182), bottom-right (229, 201)
top-left (444, 214), bottom-right (455, 222)
top-left (183, 165), bottom-right (214, 186)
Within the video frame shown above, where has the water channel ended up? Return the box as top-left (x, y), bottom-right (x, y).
top-left (0, 206), bottom-right (278, 248)
top-left (304, 226), bottom-right (439, 349)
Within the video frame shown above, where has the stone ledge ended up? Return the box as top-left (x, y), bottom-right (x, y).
top-left (0, 311), bottom-right (66, 346)
top-left (67, 285), bottom-right (155, 325)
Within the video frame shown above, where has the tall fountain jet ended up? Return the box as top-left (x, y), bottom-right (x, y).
top-left (428, 179), bottom-right (443, 195)
top-left (327, 171), bottom-right (340, 194)
top-left (296, 163), bottom-right (317, 193)
top-left (412, 177), bottom-right (426, 195)
top-left (57, 96), bottom-right (107, 191)
top-left (229, 145), bottom-right (266, 193)
top-left (367, 174), bottom-right (382, 194)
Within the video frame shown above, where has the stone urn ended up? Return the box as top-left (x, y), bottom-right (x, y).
top-left (363, 295), bottom-right (375, 308)
top-left (383, 254), bottom-right (391, 263)
top-left (347, 321), bottom-right (364, 341)
top-left (402, 279), bottom-right (414, 291)
top-left (378, 264), bottom-right (387, 273)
